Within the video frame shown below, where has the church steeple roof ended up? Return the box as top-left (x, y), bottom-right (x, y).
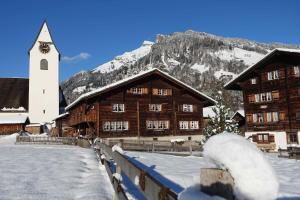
top-left (28, 20), bottom-right (60, 59)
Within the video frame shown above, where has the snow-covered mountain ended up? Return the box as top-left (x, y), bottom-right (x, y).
top-left (92, 41), bottom-right (153, 73)
top-left (61, 30), bottom-right (300, 110)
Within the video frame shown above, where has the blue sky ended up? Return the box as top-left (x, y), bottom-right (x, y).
top-left (0, 0), bottom-right (299, 81)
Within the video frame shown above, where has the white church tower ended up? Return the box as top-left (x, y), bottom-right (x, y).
top-left (28, 21), bottom-right (60, 124)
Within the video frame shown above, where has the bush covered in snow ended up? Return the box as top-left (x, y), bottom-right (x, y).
top-left (203, 93), bottom-right (240, 142)
top-left (203, 132), bottom-right (279, 200)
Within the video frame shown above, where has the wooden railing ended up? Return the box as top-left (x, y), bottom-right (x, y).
top-left (95, 142), bottom-right (178, 200)
top-left (104, 139), bottom-right (202, 153)
top-left (16, 136), bottom-right (77, 145)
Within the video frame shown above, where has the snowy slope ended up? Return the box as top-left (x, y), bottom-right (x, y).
top-left (93, 41), bottom-right (154, 73)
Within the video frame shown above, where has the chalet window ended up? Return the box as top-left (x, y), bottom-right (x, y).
top-left (179, 121), bottom-right (189, 130)
top-left (260, 93), bottom-right (267, 102)
top-left (182, 104), bottom-right (193, 112)
top-left (146, 120), bottom-right (169, 130)
top-left (272, 112), bottom-right (279, 122)
top-left (190, 121), bottom-right (199, 129)
top-left (266, 92), bottom-right (272, 101)
top-left (294, 66), bottom-right (300, 77)
top-left (258, 113), bottom-right (264, 123)
top-left (250, 78), bottom-right (257, 84)
top-left (103, 121), bottom-right (128, 131)
top-left (266, 112), bottom-right (272, 122)
top-left (149, 104), bottom-right (162, 112)
top-left (267, 70), bottom-right (279, 80)
top-left (255, 94), bottom-right (260, 103)
top-left (253, 114), bottom-right (258, 123)
top-left (128, 87), bottom-right (148, 94)
top-left (257, 134), bottom-right (269, 143)
top-left (289, 133), bottom-right (298, 144)
top-left (272, 90), bottom-right (279, 100)
top-left (40, 59), bottom-right (48, 70)
top-left (153, 88), bottom-right (172, 96)
top-left (112, 104), bottom-right (125, 112)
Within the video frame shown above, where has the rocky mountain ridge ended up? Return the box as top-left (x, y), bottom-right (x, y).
top-left (61, 30), bottom-right (300, 110)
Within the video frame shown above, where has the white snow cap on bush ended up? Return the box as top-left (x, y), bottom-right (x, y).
top-left (203, 132), bottom-right (279, 200)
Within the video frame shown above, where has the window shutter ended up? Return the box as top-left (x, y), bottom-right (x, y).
top-left (167, 89), bottom-right (172, 95)
top-left (143, 88), bottom-right (148, 94)
top-left (252, 134), bottom-right (257, 142)
top-left (279, 112), bottom-right (285, 121)
top-left (263, 113), bottom-right (267, 123)
top-left (272, 90), bottom-right (279, 100)
top-left (269, 135), bottom-right (275, 143)
top-left (152, 88), bottom-right (158, 95)
top-left (246, 114), bottom-right (252, 123)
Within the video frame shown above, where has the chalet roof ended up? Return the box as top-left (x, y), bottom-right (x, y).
top-left (0, 115), bottom-right (29, 124)
top-left (0, 78), bottom-right (29, 112)
top-left (66, 68), bottom-right (216, 110)
top-left (53, 112), bottom-right (69, 120)
top-left (224, 48), bottom-right (300, 90)
top-left (230, 109), bottom-right (245, 120)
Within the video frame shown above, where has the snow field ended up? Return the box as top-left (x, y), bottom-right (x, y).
top-left (0, 135), bottom-right (114, 200)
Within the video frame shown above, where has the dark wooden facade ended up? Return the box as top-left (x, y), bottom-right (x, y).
top-left (62, 69), bottom-right (215, 138)
top-left (225, 49), bottom-right (300, 145)
top-left (0, 124), bottom-right (24, 135)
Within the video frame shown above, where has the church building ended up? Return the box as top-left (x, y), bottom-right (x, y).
top-left (0, 21), bottom-right (64, 135)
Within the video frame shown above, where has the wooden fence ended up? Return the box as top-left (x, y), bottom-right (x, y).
top-left (104, 139), bottom-right (202, 153)
top-left (96, 142), bottom-right (178, 200)
top-left (16, 136), bottom-right (77, 145)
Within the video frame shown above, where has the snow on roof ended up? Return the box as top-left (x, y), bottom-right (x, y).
top-left (231, 109), bottom-right (245, 120)
top-left (224, 48), bottom-right (300, 89)
top-left (1, 107), bottom-right (26, 112)
top-left (66, 68), bottom-right (216, 110)
top-left (0, 115), bottom-right (28, 124)
top-left (53, 112), bottom-right (69, 120)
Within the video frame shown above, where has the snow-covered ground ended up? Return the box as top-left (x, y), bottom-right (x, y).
top-left (124, 151), bottom-right (300, 199)
top-left (0, 134), bottom-right (114, 200)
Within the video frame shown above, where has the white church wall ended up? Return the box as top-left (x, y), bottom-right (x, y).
top-left (28, 22), bottom-right (59, 124)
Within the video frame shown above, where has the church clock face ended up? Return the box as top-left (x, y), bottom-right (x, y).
top-left (39, 43), bottom-right (50, 54)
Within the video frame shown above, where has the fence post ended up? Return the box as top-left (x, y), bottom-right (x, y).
top-left (189, 141), bottom-right (192, 155)
top-left (200, 168), bottom-right (235, 200)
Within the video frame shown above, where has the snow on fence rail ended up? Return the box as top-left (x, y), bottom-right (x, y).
top-left (96, 142), bottom-right (178, 200)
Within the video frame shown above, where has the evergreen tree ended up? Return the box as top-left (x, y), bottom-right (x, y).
top-left (203, 91), bottom-right (240, 141)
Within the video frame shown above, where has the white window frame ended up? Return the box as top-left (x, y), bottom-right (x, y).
top-left (273, 70), bottom-right (279, 79)
top-left (253, 114), bottom-right (258, 123)
top-left (190, 121), bottom-right (199, 129)
top-left (158, 89), bottom-right (168, 96)
top-left (294, 66), bottom-right (300, 76)
top-left (183, 104), bottom-right (193, 112)
top-left (146, 120), bottom-right (169, 130)
top-left (266, 92), bottom-right (272, 101)
top-left (272, 112), bottom-right (279, 122)
top-left (260, 93), bottom-right (267, 102)
top-left (103, 122), bottom-right (110, 131)
top-left (266, 112), bottom-right (272, 122)
top-left (179, 121), bottom-right (189, 130)
top-left (104, 121), bottom-right (128, 131)
top-left (149, 104), bottom-right (162, 112)
top-left (255, 94), bottom-right (260, 103)
top-left (258, 113), bottom-right (264, 123)
top-left (267, 72), bottom-right (273, 80)
top-left (112, 104), bottom-right (125, 112)
top-left (251, 78), bottom-right (257, 84)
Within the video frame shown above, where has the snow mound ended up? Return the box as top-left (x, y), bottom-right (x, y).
top-left (0, 133), bottom-right (18, 145)
top-left (203, 132), bottom-right (279, 200)
top-left (112, 144), bottom-right (124, 154)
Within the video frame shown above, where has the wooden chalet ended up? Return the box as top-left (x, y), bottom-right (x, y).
top-left (59, 68), bottom-right (216, 140)
top-left (230, 110), bottom-right (245, 134)
top-left (0, 78), bottom-right (30, 135)
top-left (225, 48), bottom-right (300, 150)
